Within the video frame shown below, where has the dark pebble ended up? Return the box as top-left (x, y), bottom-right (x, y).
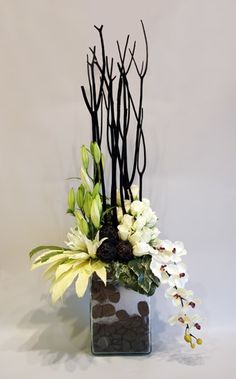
top-left (124, 330), bottom-right (136, 342)
top-left (108, 291), bottom-right (120, 303)
top-left (138, 301), bottom-right (149, 317)
top-left (116, 310), bottom-right (129, 320)
top-left (102, 304), bottom-right (116, 317)
top-left (92, 304), bottom-right (103, 319)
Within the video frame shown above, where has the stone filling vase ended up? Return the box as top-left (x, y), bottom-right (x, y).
top-left (90, 275), bottom-right (151, 355)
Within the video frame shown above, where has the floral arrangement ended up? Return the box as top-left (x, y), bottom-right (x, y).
top-left (29, 22), bottom-right (202, 349)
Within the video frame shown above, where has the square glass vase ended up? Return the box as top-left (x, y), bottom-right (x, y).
top-left (90, 274), bottom-right (151, 355)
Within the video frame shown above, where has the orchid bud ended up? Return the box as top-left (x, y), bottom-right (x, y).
top-left (80, 167), bottom-right (93, 192)
top-left (68, 188), bottom-right (75, 212)
top-left (83, 192), bottom-right (92, 218)
top-left (76, 185), bottom-right (85, 209)
top-left (91, 199), bottom-right (100, 229)
top-left (81, 145), bottom-right (89, 170)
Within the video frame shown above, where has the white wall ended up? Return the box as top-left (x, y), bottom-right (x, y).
top-left (1, 0), bottom-right (236, 362)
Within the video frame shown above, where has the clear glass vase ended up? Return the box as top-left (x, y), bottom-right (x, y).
top-left (90, 274), bottom-right (151, 355)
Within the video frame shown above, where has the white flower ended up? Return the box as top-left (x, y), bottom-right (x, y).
top-left (116, 189), bottom-right (121, 206)
top-left (142, 207), bottom-right (157, 227)
top-left (117, 207), bottom-right (123, 222)
top-left (133, 241), bottom-right (151, 256)
top-left (124, 199), bottom-right (131, 213)
top-left (150, 257), bottom-right (169, 283)
top-left (149, 227), bottom-right (161, 247)
top-left (169, 313), bottom-right (202, 328)
top-left (122, 214), bottom-right (134, 228)
top-left (130, 200), bottom-right (146, 216)
top-left (128, 230), bottom-right (142, 245)
top-left (141, 226), bottom-right (153, 243)
top-left (152, 245), bottom-right (173, 264)
top-left (142, 198), bottom-right (150, 208)
top-left (80, 167), bottom-right (93, 192)
top-left (131, 184), bottom-right (139, 199)
top-left (170, 241), bottom-right (187, 263)
top-left (117, 224), bottom-right (130, 240)
top-left (66, 229), bottom-right (102, 259)
top-left (133, 215), bottom-right (147, 230)
top-left (167, 263), bottom-right (189, 288)
top-left (165, 287), bottom-right (193, 307)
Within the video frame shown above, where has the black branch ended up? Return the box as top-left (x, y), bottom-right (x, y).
top-left (81, 21), bottom-right (149, 225)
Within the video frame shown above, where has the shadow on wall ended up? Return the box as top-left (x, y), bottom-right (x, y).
top-left (17, 290), bottom-right (93, 369)
top-left (16, 289), bottom-right (205, 370)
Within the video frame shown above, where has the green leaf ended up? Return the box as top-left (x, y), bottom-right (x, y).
top-left (34, 250), bottom-right (65, 264)
top-left (29, 245), bottom-right (65, 259)
top-left (112, 256), bottom-right (160, 296)
top-left (51, 266), bottom-right (80, 304)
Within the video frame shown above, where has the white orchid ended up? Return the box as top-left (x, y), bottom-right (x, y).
top-left (165, 287), bottom-right (193, 307)
top-left (170, 241), bottom-right (187, 263)
top-left (150, 257), bottom-right (169, 283)
top-left (169, 312), bottom-right (202, 329)
top-left (167, 262), bottom-right (189, 288)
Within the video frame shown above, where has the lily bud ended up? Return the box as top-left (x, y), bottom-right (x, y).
top-left (80, 167), bottom-right (93, 192)
top-left (92, 183), bottom-right (100, 198)
top-left (76, 185), bottom-right (85, 209)
top-left (101, 153), bottom-right (105, 169)
top-left (75, 211), bottom-right (89, 236)
top-left (95, 193), bottom-right (102, 213)
top-left (68, 188), bottom-right (75, 212)
top-left (81, 145), bottom-right (89, 170)
top-left (91, 142), bottom-right (101, 164)
top-left (90, 141), bottom-right (94, 156)
top-left (83, 192), bottom-right (92, 218)
top-left (81, 218), bottom-right (89, 236)
top-left (91, 199), bottom-right (100, 229)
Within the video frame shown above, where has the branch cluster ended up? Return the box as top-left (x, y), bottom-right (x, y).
top-left (81, 22), bottom-right (148, 226)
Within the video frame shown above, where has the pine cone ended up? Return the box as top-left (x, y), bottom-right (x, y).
top-left (96, 240), bottom-right (117, 263)
top-left (116, 240), bottom-right (134, 263)
top-left (99, 225), bottom-right (119, 242)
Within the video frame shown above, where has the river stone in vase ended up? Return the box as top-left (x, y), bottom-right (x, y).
top-left (90, 274), bottom-right (151, 355)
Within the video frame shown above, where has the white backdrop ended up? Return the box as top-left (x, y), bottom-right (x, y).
top-left (1, 1), bottom-right (236, 378)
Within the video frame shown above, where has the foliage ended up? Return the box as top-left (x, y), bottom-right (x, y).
top-left (110, 255), bottom-right (160, 296)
